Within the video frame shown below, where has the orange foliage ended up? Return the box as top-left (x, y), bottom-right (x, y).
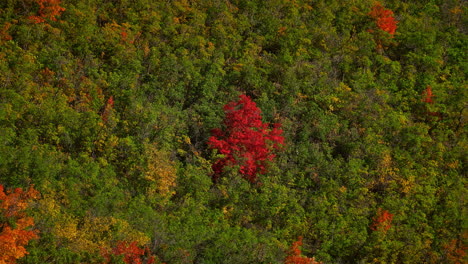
top-left (278, 26), bottom-right (287, 36)
top-left (0, 185), bottom-right (40, 264)
top-left (284, 237), bottom-right (322, 264)
top-left (369, 2), bottom-right (398, 36)
top-left (28, 0), bottom-right (66, 24)
top-left (371, 208), bottom-right (393, 232)
top-left (0, 23), bottom-right (13, 42)
top-left (39, 67), bottom-right (56, 86)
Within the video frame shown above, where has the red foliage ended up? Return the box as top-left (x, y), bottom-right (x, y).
top-left (284, 237), bottom-right (322, 264)
top-left (107, 96), bottom-right (115, 108)
top-left (422, 85), bottom-right (434, 104)
top-left (208, 94), bottom-right (284, 183)
top-left (422, 86), bottom-right (442, 118)
top-left (28, 0), bottom-right (66, 24)
top-left (371, 208), bottom-right (393, 232)
top-left (369, 2), bottom-right (398, 36)
top-left (101, 96), bottom-right (114, 122)
top-left (102, 241), bottom-right (159, 264)
top-left (0, 185), bottom-right (40, 264)
top-left (121, 31), bottom-right (128, 41)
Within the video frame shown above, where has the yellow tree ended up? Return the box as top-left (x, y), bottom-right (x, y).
top-left (144, 143), bottom-right (177, 199)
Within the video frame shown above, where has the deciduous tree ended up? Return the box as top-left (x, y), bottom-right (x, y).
top-left (0, 185), bottom-right (39, 264)
top-left (102, 240), bottom-right (160, 264)
top-left (370, 208), bottom-right (393, 232)
top-left (284, 237), bottom-right (322, 264)
top-left (208, 95), bottom-right (284, 183)
top-left (369, 2), bottom-right (397, 36)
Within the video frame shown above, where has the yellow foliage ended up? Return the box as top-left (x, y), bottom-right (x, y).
top-left (372, 150), bottom-right (400, 189)
top-left (399, 175), bottom-right (415, 194)
top-left (37, 188), bottom-right (57, 213)
top-left (447, 160), bottom-right (460, 169)
top-left (232, 63), bottom-right (244, 72)
top-left (53, 215), bottom-right (150, 253)
top-left (380, 151), bottom-right (392, 169)
top-left (39, 183), bottom-right (149, 253)
top-left (53, 216), bottom-right (78, 241)
top-left (144, 143), bottom-right (177, 198)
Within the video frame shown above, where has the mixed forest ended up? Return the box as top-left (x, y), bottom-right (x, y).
top-left (0, 0), bottom-right (466, 263)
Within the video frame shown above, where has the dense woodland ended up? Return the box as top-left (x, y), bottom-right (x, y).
top-left (0, 0), bottom-right (466, 263)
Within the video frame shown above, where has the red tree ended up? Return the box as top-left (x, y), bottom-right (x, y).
top-left (208, 95), bottom-right (284, 183)
top-left (101, 241), bottom-right (159, 264)
top-left (284, 237), bottom-right (322, 264)
top-left (422, 85), bottom-right (442, 118)
top-left (371, 208), bottom-right (394, 232)
top-left (0, 185), bottom-right (40, 264)
top-left (369, 2), bottom-right (398, 37)
top-left (422, 85), bottom-right (434, 104)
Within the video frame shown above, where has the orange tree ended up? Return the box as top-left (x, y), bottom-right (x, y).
top-left (0, 185), bottom-right (39, 264)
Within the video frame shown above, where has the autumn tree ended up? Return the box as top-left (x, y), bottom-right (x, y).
top-left (421, 85), bottom-right (442, 118)
top-left (101, 241), bottom-right (160, 264)
top-left (143, 143), bottom-right (177, 200)
top-left (101, 96), bottom-right (115, 123)
top-left (208, 95), bottom-right (284, 183)
top-left (369, 2), bottom-right (398, 37)
top-left (422, 85), bottom-right (434, 104)
top-left (443, 237), bottom-right (467, 264)
top-left (28, 0), bottom-right (66, 24)
top-left (370, 208), bottom-right (393, 232)
top-left (52, 214), bottom-right (150, 254)
top-left (0, 185), bottom-right (39, 264)
top-left (284, 237), bottom-right (322, 264)
top-left (0, 23), bottom-right (12, 42)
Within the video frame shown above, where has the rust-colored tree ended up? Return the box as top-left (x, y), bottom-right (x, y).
top-left (443, 237), bottom-right (467, 264)
top-left (0, 23), bottom-right (12, 42)
top-left (0, 185), bottom-right (40, 264)
top-left (208, 94), bottom-right (284, 183)
top-left (370, 208), bottom-right (393, 232)
top-left (101, 96), bottom-right (114, 122)
top-left (28, 0), bottom-right (66, 24)
top-left (284, 237), bottom-right (322, 264)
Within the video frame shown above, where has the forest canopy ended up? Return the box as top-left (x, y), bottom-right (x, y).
top-left (0, 0), bottom-right (466, 263)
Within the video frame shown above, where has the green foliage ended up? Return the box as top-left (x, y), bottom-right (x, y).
top-left (0, 0), bottom-right (465, 263)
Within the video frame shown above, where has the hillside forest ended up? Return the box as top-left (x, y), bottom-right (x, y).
top-left (0, 0), bottom-right (466, 263)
